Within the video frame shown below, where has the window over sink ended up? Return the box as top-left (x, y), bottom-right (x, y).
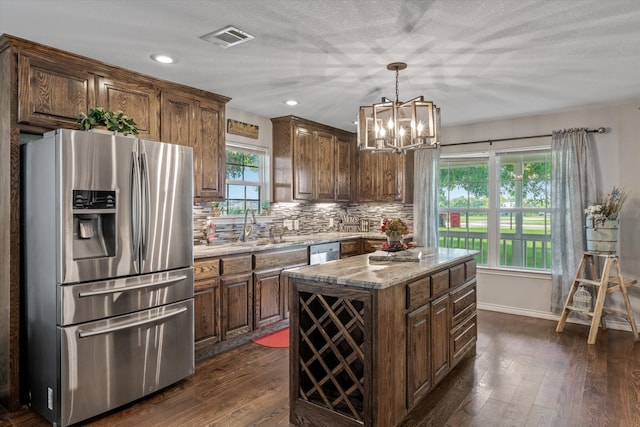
top-left (223, 142), bottom-right (270, 215)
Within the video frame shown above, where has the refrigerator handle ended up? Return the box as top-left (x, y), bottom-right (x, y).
top-left (131, 152), bottom-right (141, 261)
top-left (140, 151), bottom-right (150, 261)
top-left (78, 306), bottom-right (188, 338)
top-left (78, 275), bottom-right (188, 297)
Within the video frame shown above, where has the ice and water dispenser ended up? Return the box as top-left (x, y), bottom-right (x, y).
top-left (72, 190), bottom-right (116, 259)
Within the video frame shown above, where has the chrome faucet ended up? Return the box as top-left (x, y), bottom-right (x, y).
top-left (241, 208), bottom-right (256, 242)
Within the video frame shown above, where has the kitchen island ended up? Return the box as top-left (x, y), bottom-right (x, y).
top-left (283, 247), bottom-right (478, 427)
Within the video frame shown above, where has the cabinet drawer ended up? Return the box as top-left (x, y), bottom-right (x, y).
top-left (431, 269), bottom-right (449, 296)
top-left (406, 276), bottom-right (430, 310)
top-left (450, 312), bottom-right (477, 366)
top-left (254, 247), bottom-right (308, 271)
top-left (220, 255), bottom-right (253, 275)
top-left (465, 259), bottom-right (477, 280)
top-left (194, 277), bottom-right (219, 293)
top-left (450, 263), bottom-right (465, 288)
top-left (340, 240), bottom-right (361, 258)
top-left (194, 258), bottom-right (220, 281)
top-left (450, 280), bottom-right (476, 326)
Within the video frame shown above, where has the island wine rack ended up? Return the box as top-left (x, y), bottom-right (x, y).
top-left (291, 283), bottom-right (372, 425)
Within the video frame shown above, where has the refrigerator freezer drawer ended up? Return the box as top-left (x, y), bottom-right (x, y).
top-left (56, 299), bottom-right (194, 427)
top-left (58, 267), bottom-right (194, 325)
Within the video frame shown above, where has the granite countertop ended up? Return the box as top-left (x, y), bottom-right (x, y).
top-left (193, 232), bottom-right (392, 259)
top-left (282, 247), bottom-right (478, 290)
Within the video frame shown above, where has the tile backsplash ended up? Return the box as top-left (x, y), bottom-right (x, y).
top-left (193, 202), bottom-right (413, 246)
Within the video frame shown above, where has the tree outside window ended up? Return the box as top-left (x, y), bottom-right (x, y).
top-left (439, 149), bottom-right (551, 270)
top-left (224, 149), bottom-right (263, 215)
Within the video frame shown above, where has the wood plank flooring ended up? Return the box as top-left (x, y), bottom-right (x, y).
top-left (2, 310), bottom-right (640, 426)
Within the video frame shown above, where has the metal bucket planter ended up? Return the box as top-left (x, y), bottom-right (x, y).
top-left (585, 217), bottom-right (619, 253)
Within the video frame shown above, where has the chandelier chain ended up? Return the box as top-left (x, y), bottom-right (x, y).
top-left (395, 68), bottom-right (399, 103)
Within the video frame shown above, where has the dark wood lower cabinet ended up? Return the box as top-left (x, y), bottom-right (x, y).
top-left (431, 293), bottom-right (451, 385)
top-left (406, 303), bottom-right (431, 409)
top-left (194, 247), bottom-right (308, 358)
top-left (221, 272), bottom-right (253, 339)
top-left (194, 280), bottom-right (221, 345)
top-left (254, 269), bottom-right (284, 329)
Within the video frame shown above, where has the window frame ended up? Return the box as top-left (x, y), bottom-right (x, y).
top-left (439, 145), bottom-right (551, 271)
top-left (224, 141), bottom-right (270, 216)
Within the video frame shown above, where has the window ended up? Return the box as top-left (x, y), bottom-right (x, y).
top-left (439, 148), bottom-right (551, 271)
top-left (223, 143), bottom-right (269, 215)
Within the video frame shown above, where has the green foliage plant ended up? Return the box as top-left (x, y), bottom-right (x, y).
top-left (78, 107), bottom-right (139, 136)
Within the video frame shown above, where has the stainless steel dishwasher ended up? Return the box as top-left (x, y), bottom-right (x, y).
top-left (309, 242), bottom-right (341, 265)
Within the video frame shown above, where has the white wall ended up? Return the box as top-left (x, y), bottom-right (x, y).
top-left (443, 101), bottom-right (640, 328)
top-left (225, 106), bottom-right (273, 151)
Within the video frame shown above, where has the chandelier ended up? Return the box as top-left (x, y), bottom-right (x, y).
top-left (358, 62), bottom-right (440, 153)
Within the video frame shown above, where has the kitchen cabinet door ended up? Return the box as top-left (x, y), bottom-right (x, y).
top-left (358, 150), bottom-right (378, 202)
top-left (221, 272), bottom-right (253, 339)
top-left (17, 52), bottom-right (95, 129)
top-left (194, 99), bottom-right (225, 200)
top-left (97, 76), bottom-right (160, 140)
top-left (378, 153), bottom-right (403, 201)
top-left (161, 90), bottom-right (195, 148)
top-left (358, 149), bottom-right (413, 203)
top-left (161, 90), bottom-right (226, 201)
top-left (194, 278), bottom-right (221, 346)
top-left (315, 130), bottom-right (336, 201)
top-left (406, 303), bottom-right (431, 409)
top-left (335, 136), bottom-right (355, 202)
top-left (340, 239), bottom-right (361, 258)
top-left (293, 126), bottom-right (315, 200)
top-left (431, 294), bottom-right (450, 385)
top-left (254, 269), bottom-right (284, 329)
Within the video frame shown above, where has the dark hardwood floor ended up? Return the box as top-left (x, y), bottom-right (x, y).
top-left (2, 310), bottom-right (640, 426)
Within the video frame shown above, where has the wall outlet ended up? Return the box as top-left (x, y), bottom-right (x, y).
top-left (283, 220), bottom-right (293, 229)
top-left (329, 218), bottom-right (334, 227)
top-left (293, 219), bottom-right (300, 230)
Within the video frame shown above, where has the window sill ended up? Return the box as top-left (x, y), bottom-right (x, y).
top-left (477, 265), bottom-right (551, 279)
top-left (205, 215), bottom-right (276, 226)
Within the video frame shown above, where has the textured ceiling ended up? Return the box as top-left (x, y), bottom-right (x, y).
top-left (2, 0), bottom-right (640, 132)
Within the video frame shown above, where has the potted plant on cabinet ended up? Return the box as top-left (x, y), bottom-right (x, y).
top-left (77, 107), bottom-right (139, 136)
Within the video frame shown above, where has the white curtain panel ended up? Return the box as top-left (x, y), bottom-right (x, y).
top-left (550, 129), bottom-right (596, 313)
top-left (413, 147), bottom-right (441, 247)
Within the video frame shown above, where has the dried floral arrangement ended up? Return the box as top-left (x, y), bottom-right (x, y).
top-left (584, 186), bottom-right (628, 224)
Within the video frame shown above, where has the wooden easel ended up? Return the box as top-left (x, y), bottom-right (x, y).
top-left (556, 252), bottom-right (639, 344)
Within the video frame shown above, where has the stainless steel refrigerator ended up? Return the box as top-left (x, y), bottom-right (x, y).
top-left (23, 129), bottom-right (195, 426)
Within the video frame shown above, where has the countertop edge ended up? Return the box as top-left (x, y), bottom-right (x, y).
top-left (282, 248), bottom-right (478, 289)
top-left (193, 232), bottom-right (393, 259)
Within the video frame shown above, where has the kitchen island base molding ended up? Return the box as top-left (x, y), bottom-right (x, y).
top-left (286, 248), bottom-right (478, 426)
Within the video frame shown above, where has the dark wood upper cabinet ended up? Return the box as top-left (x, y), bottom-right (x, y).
top-left (195, 100), bottom-right (225, 200)
top-left (160, 90), bottom-right (226, 201)
top-left (161, 90), bottom-right (195, 147)
top-left (97, 76), bottom-right (160, 140)
top-left (315, 130), bottom-right (336, 201)
top-left (293, 126), bottom-right (315, 200)
top-left (335, 135), bottom-right (355, 202)
top-left (17, 52), bottom-right (95, 129)
top-left (271, 115), bottom-right (355, 203)
top-left (358, 149), bottom-right (414, 203)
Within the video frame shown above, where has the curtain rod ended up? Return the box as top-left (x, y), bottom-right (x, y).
top-left (441, 127), bottom-right (606, 147)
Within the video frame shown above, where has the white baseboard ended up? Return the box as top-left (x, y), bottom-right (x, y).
top-left (477, 302), bottom-right (638, 332)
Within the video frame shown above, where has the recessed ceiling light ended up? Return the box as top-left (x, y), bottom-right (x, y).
top-left (284, 100), bottom-right (298, 106)
top-left (150, 54), bottom-right (177, 64)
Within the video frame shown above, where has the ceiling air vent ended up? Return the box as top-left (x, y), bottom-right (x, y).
top-left (200, 26), bottom-right (255, 48)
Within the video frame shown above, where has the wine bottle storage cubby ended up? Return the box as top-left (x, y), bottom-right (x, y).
top-left (296, 290), bottom-right (370, 422)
